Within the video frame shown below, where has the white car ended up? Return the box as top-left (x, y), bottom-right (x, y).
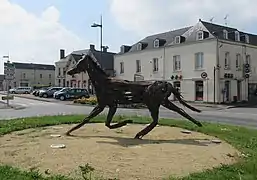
top-left (9, 87), bottom-right (32, 94)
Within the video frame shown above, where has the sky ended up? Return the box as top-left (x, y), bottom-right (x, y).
top-left (1, 0), bottom-right (257, 74)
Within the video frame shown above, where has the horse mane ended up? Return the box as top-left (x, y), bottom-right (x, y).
top-left (83, 52), bottom-right (109, 77)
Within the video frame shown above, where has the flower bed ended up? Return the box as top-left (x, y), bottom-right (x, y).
top-left (74, 96), bottom-right (97, 105)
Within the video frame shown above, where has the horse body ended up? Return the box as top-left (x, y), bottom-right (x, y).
top-left (65, 53), bottom-right (202, 139)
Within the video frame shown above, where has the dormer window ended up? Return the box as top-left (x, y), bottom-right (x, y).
top-left (197, 31), bottom-right (203, 40)
top-left (235, 31), bottom-right (240, 41)
top-left (223, 30), bottom-right (228, 39)
top-left (137, 43), bottom-right (142, 50)
top-left (154, 39), bottom-right (159, 48)
top-left (245, 34), bottom-right (249, 43)
top-left (175, 36), bottom-right (181, 44)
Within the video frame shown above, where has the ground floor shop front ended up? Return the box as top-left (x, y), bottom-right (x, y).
top-left (168, 78), bottom-right (252, 103)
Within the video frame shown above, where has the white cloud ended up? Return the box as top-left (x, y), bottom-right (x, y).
top-left (0, 0), bottom-right (88, 74)
top-left (110, 0), bottom-right (257, 37)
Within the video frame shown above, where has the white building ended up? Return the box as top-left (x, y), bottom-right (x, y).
top-left (55, 44), bottom-right (116, 93)
top-left (114, 19), bottom-right (257, 103)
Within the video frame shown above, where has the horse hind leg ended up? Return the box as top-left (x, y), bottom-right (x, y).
top-left (162, 99), bottom-right (202, 127)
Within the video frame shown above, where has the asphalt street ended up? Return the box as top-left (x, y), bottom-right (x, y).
top-left (0, 96), bottom-right (257, 129)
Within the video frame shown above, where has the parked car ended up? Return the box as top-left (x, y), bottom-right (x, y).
top-left (53, 87), bottom-right (70, 98)
top-left (55, 88), bottom-right (90, 101)
top-left (32, 87), bottom-right (49, 96)
top-left (9, 87), bottom-right (32, 94)
top-left (39, 87), bottom-right (63, 98)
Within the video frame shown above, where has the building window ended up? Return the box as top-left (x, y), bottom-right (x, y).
top-left (63, 79), bottom-right (65, 87)
top-left (195, 52), bottom-right (204, 70)
top-left (236, 53), bottom-right (241, 69)
top-left (58, 79), bottom-right (61, 86)
top-left (49, 74), bottom-right (51, 79)
top-left (58, 68), bottom-right (61, 76)
top-left (223, 30), bottom-right (228, 39)
top-left (153, 58), bottom-right (159, 72)
top-left (40, 74), bottom-right (42, 79)
top-left (173, 55), bottom-right (181, 71)
top-left (23, 73), bottom-right (26, 79)
top-left (235, 31), bottom-right (240, 41)
top-left (136, 60), bottom-right (141, 73)
top-left (246, 55), bottom-right (251, 65)
top-left (225, 52), bottom-right (230, 69)
top-left (154, 39), bottom-right (159, 48)
top-left (63, 68), bottom-right (66, 75)
top-left (137, 43), bottom-right (142, 51)
top-left (245, 35), bottom-right (249, 43)
top-left (120, 62), bottom-right (124, 74)
top-left (175, 36), bottom-right (181, 44)
top-left (197, 31), bottom-right (203, 40)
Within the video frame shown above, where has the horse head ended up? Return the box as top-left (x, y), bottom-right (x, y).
top-left (67, 54), bottom-right (90, 75)
top-left (67, 52), bottom-right (108, 77)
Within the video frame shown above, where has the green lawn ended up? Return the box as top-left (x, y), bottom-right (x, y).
top-left (0, 114), bottom-right (257, 180)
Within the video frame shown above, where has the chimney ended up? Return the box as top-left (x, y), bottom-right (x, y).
top-left (60, 49), bottom-right (65, 59)
top-left (90, 44), bottom-right (95, 50)
top-left (103, 46), bottom-right (108, 52)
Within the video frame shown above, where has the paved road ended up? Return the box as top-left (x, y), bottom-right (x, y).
top-left (0, 96), bottom-right (257, 129)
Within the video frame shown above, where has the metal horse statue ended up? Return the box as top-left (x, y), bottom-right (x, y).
top-left (65, 53), bottom-right (202, 139)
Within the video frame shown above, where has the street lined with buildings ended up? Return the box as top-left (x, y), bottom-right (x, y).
top-left (1, 96), bottom-right (257, 129)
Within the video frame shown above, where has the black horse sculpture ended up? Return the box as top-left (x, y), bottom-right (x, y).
top-left (65, 53), bottom-right (202, 139)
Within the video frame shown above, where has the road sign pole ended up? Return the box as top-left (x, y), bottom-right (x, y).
top-left (6, 80), bottom-right (10, 107)
top-left (3, 60), bottom-right (15, 107)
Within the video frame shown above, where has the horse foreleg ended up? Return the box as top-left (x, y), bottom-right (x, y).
top-left (162, 99), bottom-right (202, 127)
top-left (65, 105), bottom-right (105, 136)
top-left (105, 105), bottom-right (133, 129)
top-left (134, 106), bottom-right (159, 139)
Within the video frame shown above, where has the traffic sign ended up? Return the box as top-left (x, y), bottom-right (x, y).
top-left (4, 61), bottom-right (15, 80)
top-left (201, 72), bottom-right (208, 79)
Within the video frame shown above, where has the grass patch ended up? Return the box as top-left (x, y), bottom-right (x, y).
top-left (0, 114), bottom-right (257, 179)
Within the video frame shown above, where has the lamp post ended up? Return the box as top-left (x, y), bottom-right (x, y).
top-left (91, 15), bottom-right (103, 62)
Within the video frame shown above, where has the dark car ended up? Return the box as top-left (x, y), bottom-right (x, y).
top-left (39, 87), bottom-right (63, 98)
top-left (53, 87), bottom-right (71, 98)
top-left (55, 88), bottom-right (90, 101)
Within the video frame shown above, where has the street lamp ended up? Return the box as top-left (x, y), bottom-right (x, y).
top-left (91, 15), bottom-right (103, 62)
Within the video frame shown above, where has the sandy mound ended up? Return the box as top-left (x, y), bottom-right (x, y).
top-left (0, 123), bottom-right (240, 180)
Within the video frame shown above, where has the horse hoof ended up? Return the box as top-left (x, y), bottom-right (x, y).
top-left (126, 120), bottom-right (133, 124)
top-left (65, 132), bottom-right (71, 136)
top-left (197, 122), bottom-right (203, 127)
top-left (134, 134), bottom-right (143, 140)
